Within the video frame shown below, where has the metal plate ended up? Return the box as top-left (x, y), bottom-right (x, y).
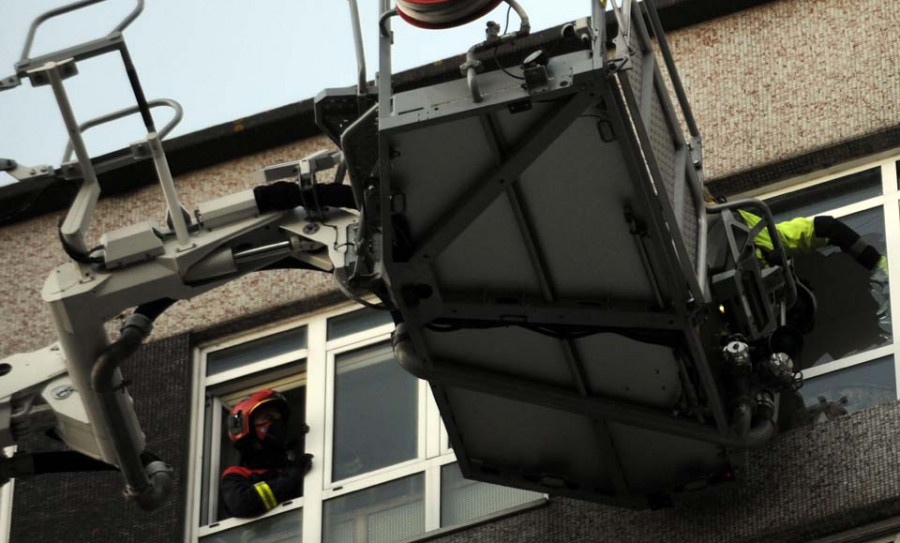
top-left (377, 30), bottom-right (722, 508)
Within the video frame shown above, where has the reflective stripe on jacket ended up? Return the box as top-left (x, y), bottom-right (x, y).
top-left (220, 465), bottom-right (303, 518)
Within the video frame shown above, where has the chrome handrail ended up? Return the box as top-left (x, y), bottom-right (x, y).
top-left (61, 99), bottom-right (183, 164)
top-left (21, 0), bottom-right (144, 62)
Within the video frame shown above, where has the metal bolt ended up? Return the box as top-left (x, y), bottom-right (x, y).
top-left (52, 385), bottom-right (75, 400)
top-left (723, 340), bottom-right (751, 368)
top-left (303, 223), bottom-right (320, 235)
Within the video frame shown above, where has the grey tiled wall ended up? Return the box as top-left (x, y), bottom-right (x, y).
top-left (430, 400), bottom-right (900, 543)
top-left (0, 0), bottom-right (897, 355)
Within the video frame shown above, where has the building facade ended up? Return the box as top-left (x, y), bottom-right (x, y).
top-left (0, 0), bottom-right (899, 541)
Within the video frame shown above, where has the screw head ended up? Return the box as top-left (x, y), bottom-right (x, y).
top-left (52, 385), bottom-right (75, 400)
top-left (303, 223), bottom-right (320, 235)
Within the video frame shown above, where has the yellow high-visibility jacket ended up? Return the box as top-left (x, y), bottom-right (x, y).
top-left (737, 211), bottom-right (827, 256)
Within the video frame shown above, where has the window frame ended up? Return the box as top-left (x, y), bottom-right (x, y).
top-left (186, 301), bottom-right (547, 543)
top-left (735, 152), bottom-right (900, 399)
top-left (0, 447), bottom-right (15, 543)
top-left (189, 323), bottom-right (311, 540)
top-left (322, 332), bottom-right (430, 489)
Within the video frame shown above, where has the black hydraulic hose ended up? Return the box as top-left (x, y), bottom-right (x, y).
top-left (135, 297), bottom-right (176, 321)
top-left (90, 298), bottom-right (175, 510)
top-left (744, 396), bottom-right (778, 448)
top-left (92, 323), bottom-right (148, 492)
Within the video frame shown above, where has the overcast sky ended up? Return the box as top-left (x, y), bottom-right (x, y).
top-left (0, 0), bottom-right (597, 180)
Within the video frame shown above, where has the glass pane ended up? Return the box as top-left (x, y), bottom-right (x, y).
top-left (799, 357), bottom-right (896, 424)
top-left (323, 475), bottom-right (425, 543)
top-left (328, 309), bottom-right (394, 341)
top-left (768, 168), bottom-right (881, 221)
top-left (213, 385), bottom-right (307, 523)
top-left (201, 509), bottom-right (302, 543)
top-left (333, 342), bottom-right (418, 481)
top-left (791, 208), bottom-right (890, 368)
top-left (207, 327), bottom-right (307, 377)
top-left (440, 463), bottom-right (542, 527)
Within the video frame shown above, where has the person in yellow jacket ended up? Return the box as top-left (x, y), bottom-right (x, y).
top-left (716, 206), bottom-right (889, 428)
top-left (736, 210), bottom-right (890, 335)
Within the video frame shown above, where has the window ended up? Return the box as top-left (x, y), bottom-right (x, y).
top-left (193, 326), bottom-right (309, 542)
top-left (330, 342), bottom-right (419, 482)
top-left (188, 305), bottom-right (545, 543)
top-left (748, 154), bottom-right (900, 424)
top-left (0, 447), bottom-right (14, 543)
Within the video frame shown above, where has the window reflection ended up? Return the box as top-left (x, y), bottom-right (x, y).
top-left (207, 328), bottom-right (307, 376)
top-left (333, 343), bottom-right (418, 481)
top-left (788, 208), bottom-right (890, 368)
top-left (800, 357), bottom-right (896, 424)
top-left (768, 168), bottom-right (881, 221)
top-left (327, 309), bottom-right (394, 341)
top-left (323, 475), bottom-right (424, 543)
top-left (440, 463), bottom-right (542, 527)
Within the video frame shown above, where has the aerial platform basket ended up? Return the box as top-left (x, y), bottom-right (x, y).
top-left (336, 0), bottom-right (794, 509)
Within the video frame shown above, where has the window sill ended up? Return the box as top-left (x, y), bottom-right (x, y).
top-left (398, 497), bottom-right (551, 543)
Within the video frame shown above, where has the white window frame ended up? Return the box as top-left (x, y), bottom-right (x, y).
top-left (188, 320), bottom-right (311, 541)
top-left (0, 447), bottom-right (15, 543)
top-left (323, 333), bottom-right (429, 489)
top-left (736, 151), bottom-right (900, 395)
top-left (185, 301), bottom-right (546, 543)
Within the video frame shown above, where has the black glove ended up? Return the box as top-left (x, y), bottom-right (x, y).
top-left (299, 453), bottom-right (313, 475)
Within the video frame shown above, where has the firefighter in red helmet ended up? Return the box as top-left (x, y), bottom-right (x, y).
top-left (220, 389), bottom-right (313, 518)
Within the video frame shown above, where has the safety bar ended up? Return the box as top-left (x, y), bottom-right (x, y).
top-left (642, 0), bottom-right (700, 143)
top-left (607, 0), bottom-right (708, 299)
top-left (20, 0), bottom-right (144, 63)
top-left (461, 2), bottom-right (530, 103)
top-left (347, 0), bottom-right (368, 99)
top-left (706, 199), bottom-right (799, 308)
top-left (62, 99), bottom-right (183, 164)
top-left (692, 176), bottom-right (709, 299)
top-left (607, 0), bottom-right (633, 51)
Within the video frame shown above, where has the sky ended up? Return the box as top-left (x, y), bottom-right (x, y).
top-left (0, 0), bottom-right (598, 180)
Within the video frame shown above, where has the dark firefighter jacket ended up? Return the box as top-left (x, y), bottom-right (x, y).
top-left (220, 465), bottom-right (304, 518)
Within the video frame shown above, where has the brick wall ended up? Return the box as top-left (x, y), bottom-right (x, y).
top-left (10, 335), bottom-right (191, 543)
top-left (667, 0), bottom-right (900, 183)
top-left (0, 136), bottom-right (341, 360)
top-left (430, 400), bottom-right (900, 543)
top-left (1, 0), bottom-right (897, 356)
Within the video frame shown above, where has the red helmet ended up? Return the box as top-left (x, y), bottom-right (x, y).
top-left (227, 389), bottom-right (289, 444)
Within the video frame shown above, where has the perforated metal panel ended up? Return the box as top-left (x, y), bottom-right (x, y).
top-left (375, 12), bottom-right (720, 509)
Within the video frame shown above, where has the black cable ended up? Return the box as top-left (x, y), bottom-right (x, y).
top-left (502, 4), bottom-right (513, 34)
top-left (0, 178), bottom-right (77, 224)
top-left (57, 219), bottom-right (104, 264)
top-left (493, 45), bottom-right (526, 80)
top-left (489, 5), bottom-right (527, 82)
top-left (333, 269), bottom-right (390, 310)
